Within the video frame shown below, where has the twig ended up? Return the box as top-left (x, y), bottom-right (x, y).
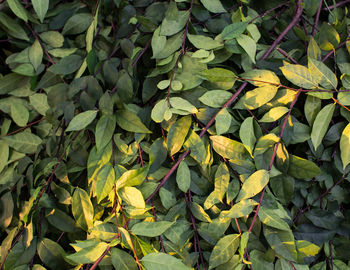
top-left (322, 41), bottom-right (347, 62)
top-left (5, 117), bottom-right (45, 137)
top-left (322, 0), bottom-right (350, 10)
top-left (249, 1), bottom-right (290, 24)
top-left (277, 47), bottom-right (299, 64)
top-left (182, 0), bottom-right (195, 54)
top-left (312, 0), bottom-right (323, 36)
top-left (260, 0), bottom-right (303, 60)
top-left (132, 38), bottom-right (151, 68)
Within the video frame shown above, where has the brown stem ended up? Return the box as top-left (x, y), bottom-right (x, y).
top-left (132, 38), bottom-right (151, 68)
top-left (277, 47), bottom-right (299, 64)
top-left (322, 0), bottom-right (350, 10)
top-left (322, 41), bottom-right (347, 62)
top-left (260, 0), bottom-right (303, 60)
top-left (312, 0), bottom-right (323, 36)
top-left (249, 1), bottom-right (290, 24)
top-left (5, 117), bottom-right (45, 137)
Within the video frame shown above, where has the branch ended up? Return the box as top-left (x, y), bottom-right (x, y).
top-left (260, 0), bottom-right (303, 60)
top-left (322, 41), bottom-right (347, 62)
top-left (4, 117), bottom-right (45, 137)
top-left (312, 0), bottom-right (323, 36)
top-left (249, 1), bottom-right (290, 24)
top-left (322, 0), bottom-right (350, 10)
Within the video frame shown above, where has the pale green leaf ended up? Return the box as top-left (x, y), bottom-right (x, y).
top-left (116, 110), bottom-right (151, 133)
top-left (72, 188), bottom-right (94, 231)
top-left (62, 13), bottom-right (93, 35)
top-left (111, 248), bottom-right (138, 270)
top-left (239, 117), bottom-right (256, 156)
top-left (115, 166), bottom-right (149, 190)
top-left (221, 22), bottom-right (248, 40)
top-left (31, 0), bottom-right (49, 23)
top-left (236, 34), bottom-right (256, 64)
top-left (29, 93), bottom-right (50, 115)
top-left (200, 0), bottom-right (226, 13)
top-left (7, 0), bottom-right (28, 22)
top-left (169, 97), bottom-right (198, 113)
top-left (199, 90), bottom-right (233, 108)
top-left (96, 164), bottom-right (115, 203)
top-left (29, 39), bottom-right (43, 71)
top-left (176, 160), bottom-right (191, 192)
top-left (311, 103), bottom-right (335, 150)
top-left (95, 115), bottom-right (116, 151)
top-left (236, 170), bottom-right (269, 202)
top-left (66, 110), bottom-right (98, 132)
top-left (4, 131), bottom-right (42, 154)
top-left (142, 252), bottom-right (191, 270)
top-left (187, 34), bottom-right (223, 50)
top-left (209, 234), bottom-right (240, 269)
top-left (131, 221), bottom-right (175, 237)
top-left (340, 123), bottom-right (350, 169)
top-left (10, 103), bottom-right (29, 127)
top-left (308, 58), bottom-right (337, 89)
top-left (258, 206), bottom-right (290, 231)
top-left (39, 31), bottom-right (64, 48)
top-left (66, 242), bottom-right (108, 264)
top-left (190, 202), bottom-right (212, 222)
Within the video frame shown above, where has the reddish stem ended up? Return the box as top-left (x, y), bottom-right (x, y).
top-left (312, 0), bottom-right (323, 36)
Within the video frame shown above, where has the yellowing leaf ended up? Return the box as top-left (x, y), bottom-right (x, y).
top-left (280, 63), bottom-right (319, 89)
top-left (235, 85), bottom-right (279, 110)
top-left (210, 135), bottom-right (250, 161)
top-left (236, 170), bottom-right (269, 202)
top-left (340, 123), bottom-right (350, 169)
top-left (241, 69), bottom-right (280, 87)
top-left (260, 106), bottom-right (289, 122)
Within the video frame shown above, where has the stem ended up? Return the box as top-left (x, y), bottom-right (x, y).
top-left (312, 0), bottom-right (323, 36)
top-left (5, 117), bottom-right (45, 137)
top-left (260, 0), bottom-right (303, 60)
top-left (277, 47), bottom-right (299, 64)
top-left (322, 41), bottom-right (347, 62)
top-left (249, 1), bottom-right (290, 24)
top-left (322, 0), bottom-right (350, 10)
top-left (132, 38), bottom-right (151, 68)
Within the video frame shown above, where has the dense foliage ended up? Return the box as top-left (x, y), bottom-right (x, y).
top-left (0, 0), bottom-right (350, 269)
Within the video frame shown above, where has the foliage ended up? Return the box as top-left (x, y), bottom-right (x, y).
top-left (0, 0), bottom-right (350, 269)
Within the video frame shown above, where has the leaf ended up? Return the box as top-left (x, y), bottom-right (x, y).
top-left (236, 34), bottom-right (256, 64)
top-left (62, 13), bottom-right (93, 35)
top-left (29, 39), bottom-right (43, 71)
top-left (39, 31), bottom-right (64, 48)
top-left (7, 0), bottom-right (28, 22)
top-left (116, 110), bottom-right (151, 133)
top-left (176, 160), bottom-right (191, 192)
top-left (311, 103), bottom-right (335, 150)
top-left (184, 130), bottom-right (207, 164)
top-left (304, 95), bottom-right (321, 126)
top-left (119, 186), bottom-right (145, 209)
top-left (241, 69), bottom-right (280, 87)
top-left (142, 252), bottom-right (191, 270)
top-left (151, 99), bottom-right (168, 123)
top-left (209, 234), bottom-right (240, 269)
top-left (115, 166), bottom-right (149, 190)
top-left (199, 90), bottom-right (233, 108)
top-left (308, 58), bottom-right (337, 89)
top-left (131, 221), bottom-right (175, 237)
top-left (236, 170), bottom-right (269, 202)
top-left (221, 22), bottom-right (248, 40)
top-left (0, 73), bottom-right (30, 95)
top-left (0, 191), bottom-right (13, 228)
top-left (258, 206), bottom-right (290, 231)
top-left (280, 63), bottom-right (319, 89)
top-left (10, 103), bottom-right (29, 127)
top-left (187, 34), bottom-right (223, 50)
top-left (4, 132), bottom-right (42, 153)
top-left (95, 115), bottom-right (116, 151)
top-left (308, 37), bottom-right (321, 61)
top-left (152, 27), bottom-right (166, 58)
top-left (200, 0), bottom-right (226, 13)
top-left (190, 202), bottom-right (212, 222)
top-left (31, 0), bottom-right (49, 23)
top-left (29, 93), bottom-right (50, 115)
top-left (66, 110), bottom-right (98, 132)
top-left (66, 242), bottom-right (109, 264)
top-left (340, 123), bottom-right (350, 169)
top-left (220, 199), bottom-right (258, 219)
top-left (200, 68), bottom-right (236, 90)
top-left (167, 115), bottom-right (192, 156)
top-left (319, 23), bottom-right (340, 51)
top-left (287, 155), bottom-right (321, 179)
top-left (260, 106), bottom-right (289, 122)
top-left (169, 97), bottom-right (198, 114)
top-left (37, 238), bottom-right (67, 269)
top-left (111, 248), bottom-right (138, 270)
top-left (239, 117), bottom-right (256, 156)
top-left (215, 108), bottom-right (232, 135)
top-left (0, 12), bottom-right (29, 41)
top-left (235, 85), bottom-right (279, 110)
top-left (96, 164), bottom-right (115, 203)
top-left (0, 140), bottom-right (9, 174)
top-left (210, 135), bottom-right (250, 161)
top-left (160, 6), bottom-right (189, 36)
top-left (48, 54), bottom-right (83, 75)
top-left (72, 188), bottom-right (94, 231)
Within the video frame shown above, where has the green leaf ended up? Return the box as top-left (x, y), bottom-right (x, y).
top-left (169, 97), bottom-right (198, 114)
top-left (236, 34), bottom-right (256, 64)
top-left (311, 103), bottom-right (335, 150)
top-left (39, 31), bottom-right (64, 48)
top-left (10, 103), bottom-right (29, 127)
top-left (176, 160), bottom-right (191, 192)
top-left (62, 13), bottom-right (93, 35)
top-left (200, 68), bottom-right (236, 90)
top-left (116, 110), bottom-right (152, 133)
top-left (239, 117), bottom-right (256, 156)
top-left (235, 85), bottom-right (279, 110)
top-left (37, 238), bottom-right (67, 269)
top-left (29, 39), bottom-right (43, 71)
top-left (241, 69), bottom-right (280, 87)
top-left (142, 252), bottom-right (191, 270)
top-left (0, 12), bottom-right (29, 41)
top-left (340, 123), bottom-right (350, 170)
top-left (199, 90), bottom-right (233, 108)
top-left (29, 93), bottom-right (50, 115)
top-left (95, 115), bottom-right (116, 151)
top-left (115, 166), bottom-right (149, 190)
top-left (0, 73), bottom-right (30, 95)
top-left (287, 155), bottom-right (321, 179)
top-left (160, 7), bottom-right (189, 36)
top-left (221, 22), bottom-right (248, 40)
top-left (190, 202), bottom-right (212, 222)
top-left (167, 115), bottom-right (192, 156)
top-left (151, 99), bottom-right (168, 123)
top-left (7, 0), bottom-right (28, 22)
top-left (96, 164), bottom-right (115, 203)
top-left (258, 206), bottom-right (290, 231)
top-left (131, 221), bottom-right (175, 237)
top-left (210, 135), bottom-right (250, 161)
top-left (187, 34), bottom-right (223, 50)
top-left (215, 108), bottom-right (232, 135)
top-left (200, 0), bottom-right (226, 13)
top-left (304, 95), bottom-right (321, 126)
top-left (0, 191), bottom-right (13, 229)
top-left (308, 37), bottom-right (321, 61)
top-left (66, 242), bottom-right (109, 264)
top-left (119, 186), bottom-right (145, 209)
top-left (236, 169), bottom-right (269, 202)
top-left (66, 110), bottom-right (98, 132)
top-left (220, 199), bottom-right (258, 219)
top-left (46, 208), bottom-right (77, 233)
top-left (72, 188), bottom-right (94, 231)
top-left (31, 0), bottom-right (49, 23)
top-left (152, 26), bottom-right (166, 58)
top-left (0, 140), bottom-right (9, 174)
top-left (184, 130), bottom-right (207, 164)
top-left (209, 234), bottom-right (240, 269)
top-left (4, 131), bottom-right (42, 154)
top-left (280, 63), bottom-right (319, 89)
top-left (48, 55), bottom-right (83, 75)
top-left (308, 58), bottom-right (337, 89)
top-left (260, 106), bottom-right (289, 122)
top-left (319, 23), bottom-right (340, 51)
top-left (111, 248), bottom-right (138, 270)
